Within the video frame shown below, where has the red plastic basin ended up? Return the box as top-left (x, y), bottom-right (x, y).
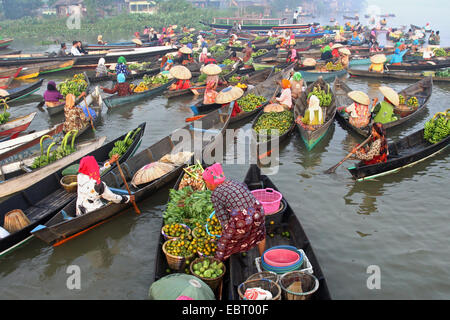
top-left (263, 249), bottom-right (300, 268)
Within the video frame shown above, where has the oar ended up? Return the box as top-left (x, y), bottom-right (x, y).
top-left (185, 114), bottom-right (206, 122)
top-left (324, 135), bottom-right (373, 174)
top-left (190, 86), bottom-right (206, 96)
top-left (113, 154), bottom-right (141, 215)
top-left (82, 95), bottom-right (96, 133)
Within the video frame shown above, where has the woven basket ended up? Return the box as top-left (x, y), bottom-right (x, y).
top-left (162, 239), bottom-right (195, 271)
top-left (190, 257), bottom-right (226, 291)
top-left (237, 279), bottom-right (281, 300)
top-left (279, 271), bottom-right (319, 300)
top-left (394, 104), bottom-right (416, 117)
top-left (161, 224), bottom-right (191, 241)
top-left (60, 175), bottom-right (78, 193)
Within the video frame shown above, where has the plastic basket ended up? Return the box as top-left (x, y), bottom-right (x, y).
top-left (246, 271), bottom-right (279, 284)
top-left (279, 271), bottom-right (319, 300)
top-left (255, 249), bottom-right (313, 275)
top-left (237, 279), bottom-right (281, 300)
top-left (251, 188), bottom-right (282, 215)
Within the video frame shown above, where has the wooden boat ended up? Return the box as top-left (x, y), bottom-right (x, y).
top-left (0, 39), bottom-right (13, 50)
top-left (348, 129), bottom-right (449, 181)
top-left (201, 20), bottom-right (318, 32)
top-left (0, 67), bottom-right (23, 79)
top-left (0, 123), bottom-right (64, 164)
top-left (0, 135), bottom-right (108, 198)
top-left (34, 59), bottom-right (77, 75)
top-left (46, 72), bottom-right (91, 116)
top-left (103, 78), bottom-right (175, 109)
top-left (0, 46), bottom-right (177, 67)
top-left (0, 75), bottom-right (14, 89)
top-left (87, 67), bottom-right (160, 84)
top-left (333, 77), bottom-right (433, 138)
top-left (153, 164), bottom-right (332, 300)
top-left (299, 68), bottom-right (347, 83)
top-left (15, 66), bottom-right (40, 80)
top-left (0, 79), bottom-right (44, 103)
top-left (349, 55), bottom-right (393, 66)
top-left (294, 78), bottom-right (337, 150)
top-left (348, 68), bottom-right (450, 83)
top-left (0, 112), bottom-right (37, 140)
top-left (0, 123), bottom-right (146, 257)
top-left (386, 58), bottom-right (450, 71)
top-left (343, 15), bottom-right (359, 20)
top-left (31, 105), bottom-right (232, 246)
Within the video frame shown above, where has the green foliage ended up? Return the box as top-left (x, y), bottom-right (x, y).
top-left (424, 112), bottom-right (450, 144)
top-left (2, 0), bottom-right (43, 20)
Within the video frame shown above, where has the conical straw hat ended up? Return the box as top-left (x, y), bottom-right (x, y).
top-left (215, 86), bottom-right (244, 104)
top-left (338, 48), bottom-right (351, 56)
top-left (331, 43), bottom-right (344, 49)
top-left (133, 38), bottom-right (143, 46)
top-left (169, 65), bottom-right (192, 80)
top-left (179, 46), bottom-right (193, 54)
top-left (370, 54), bottom-right (387, 64)
top-left (348, 91), bottom-right (370, 105)
top-left (202, 64), bottom-right (222, 76)
top-left (303, 58), bottom-right (316, 66)
top-left (379, 86), bottom-right (399, 106)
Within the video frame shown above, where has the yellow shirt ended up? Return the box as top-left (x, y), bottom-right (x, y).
top-left (369, 63), bottom-right (384, 73)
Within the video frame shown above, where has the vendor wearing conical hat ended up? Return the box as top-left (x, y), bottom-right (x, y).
top-left (368, 54), bottom-right (386, 73)
top-left (338, 47), bottom-right (351, 68)
top-left (179, 46), bottom-right (194, 65)
top-left (337, 91), bottom-right (372, 128)
top-left (215, 86), bottom-right (244, 117)
top-left (372, 86), bottom-right (399, 124)
top-left (169, 65), bottom-right (192, 91)
top-left (202, 163), bottom-right (266, 261)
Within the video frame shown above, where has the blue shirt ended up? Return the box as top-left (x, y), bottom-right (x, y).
top-left (390, 49), bottom-right (408, 64)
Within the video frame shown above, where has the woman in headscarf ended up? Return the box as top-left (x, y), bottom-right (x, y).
top-left (287, 47), bottom-right (298, 63)
top-left (115, 56), bottom-right (130, 77)
top-left (242, 42), bottom-right (254, 69)
top-left (43, 80), bottom-right (64, 107)
top-left (97, 35), bottom-right (105, 45)
top-left (389, 47), bottom-right (408, 65)
top-left (100, 73), bottom-right (133, 97)
top-left (76, 155), bottom-right (133, 217)
top-left (197, 35), bottom-right (205, 49)
top-left (300, 95), bottom-right (323, 126)
top-left (320, 45), bottom-right (333, 62)
top-left (337, 90), bottom-right (372, 128)
top-left (339, 48), bottom-right (351, 69)
top-left (372, 86), bottom-right (399, 124)
top-left (95, 58), bottom-right (109, 77)
top-left (275, 79), bottom-right (292, 110)
top-left (203, 70), bottom-right (222, 104)
top-left (202, 163), bottom-right (266, 261)
top-left (63, 93), bottom-right (88, 133)
top-left (349, 31), bottom-right (361, 45)
top-left (352, 123), bottom-right (388, 165)
top-left (287, 34), bottom-right (296, 47)
top-left (199, 47), bottom-right (208, 64)
top-left (290, 72), bottom-right (303, 100)
top-left (334, 29), bottom-right (346, 43)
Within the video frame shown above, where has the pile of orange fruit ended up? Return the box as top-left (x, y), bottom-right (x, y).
top-left (162, 223), bottom-right (190, 238)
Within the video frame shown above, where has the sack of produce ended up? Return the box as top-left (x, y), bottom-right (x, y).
top-left (131, 161), bottom-right (175, 187)
top-left (148, 273), bottom-right (215, 300)
top-left (160, 151), bottom-right (194, 166)
top-left (263, 104), bottom-right (285, 113)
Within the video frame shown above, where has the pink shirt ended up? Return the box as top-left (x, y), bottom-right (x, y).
top-left (276, 88), bottom-right (292, 109)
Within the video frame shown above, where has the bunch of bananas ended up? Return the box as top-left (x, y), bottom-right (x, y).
top-left (407, 96), bottom-right (419, 108)
top-left (108, 127), bottom-right (141, 158)
top-left (0, 98), bottom-right (10, 124)
top-left (57, 74), bottom-right (88, 97)
top-left (237, 93), bottom-right (267, 112)
top-left (133, 82), bottom-right (149, 93)
top-left (399, 94), bottom-right (405, 105)
top-left (424, 112), bottom-right (450, 144)
top-left (326, 61), bottom-right (343, 71)
top-left (307, 85), bottom-right (333, 107)
top-left (252, 49), bottom-right (268, 58)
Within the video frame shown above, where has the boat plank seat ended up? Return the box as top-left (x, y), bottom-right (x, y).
top-left (26, 188), bottom-right (74, 222)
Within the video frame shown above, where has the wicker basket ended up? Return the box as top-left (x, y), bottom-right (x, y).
top-left (394, 104), bottom-right (416, 118)
top-left (60, 175), bottom-right (78, 193)
top-left (162, 239), bottom-right (195, 271)
top-left (190, 257), bottom-right (226, 291)
top-left (161, 223), bottom-right (191, 241)
top-left (237, 279), bottom-right (281, 300)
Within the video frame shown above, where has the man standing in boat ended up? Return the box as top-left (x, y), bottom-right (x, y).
top-left (293, 10), bottom-right (299, 24)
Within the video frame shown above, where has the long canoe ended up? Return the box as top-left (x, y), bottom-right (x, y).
top-left (294, 78), bottom-right (337, 150)
top-left (299, 68), bottom-right (347, 83)
top-left (1, 79), bottom-right (44, 103)
top-left (15, 66), bottom-right (40, 80)
top-left (333, 77), bottom-right (433, 138)
top-left (0, 123), bottom-right (146, 257)
top-left (0, 46), bottom-right (178, 67)
top-left (87, 67), bottom-right (160, 84)
top-left (201, 21), bottom-right (319, 32)
top-left (0, 39), bottom-right (13, 50)
top-left (0, 123), bottom-right (64, 165)
top-left (34, 59), bottom-right (77, 75)
top-left (31, 104), bottom-right (232, 246)
top-left (153, 164), bottom-right (332, 300)
top-left (348, 129), bottom-right (449, 181)
top-left (0, 112), bottom-right (37, 140)
top-left (0, 75), bottom-right (14, 89)
top-left (0, 67), bottom-right (23, 79)
top-left (103, 78), bottom-right (175, 109)
top-left (348, 68), bottom-right (450, 83)
top-left (385, 58), bottom-right (450, 71)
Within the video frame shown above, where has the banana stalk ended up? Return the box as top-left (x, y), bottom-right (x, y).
top-left (70, 130), bottom-right (79, 150)
top-left (39, 135), bottom-right (53, 157)
top-left (46, 142), bottom-right (57, 161)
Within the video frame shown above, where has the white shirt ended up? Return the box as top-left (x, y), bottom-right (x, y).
top-left (423, 50), bottom-right (434, 59)
top-left (71, 46), bottom-right (82, 56)
top-left (293, 12), bottom-right (299, 19)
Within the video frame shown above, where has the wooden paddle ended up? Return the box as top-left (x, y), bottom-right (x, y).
top-left (185, 114), bottom-right (206, 122)
top-left (324, 135), bottom-right (373, 174)
top-left (112, 154), bottom-right (141, 215)
top-left (82, 95), bottom-right (96, 133)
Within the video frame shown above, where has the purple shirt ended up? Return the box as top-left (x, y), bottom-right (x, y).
top-left (44, 90), bottom-right (64, 103)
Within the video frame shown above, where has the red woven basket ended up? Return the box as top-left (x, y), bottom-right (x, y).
top-left (251, 188), bottom-right (282, 215)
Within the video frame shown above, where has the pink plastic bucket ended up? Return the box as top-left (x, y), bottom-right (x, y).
top-left (251, 188), bottom-right (282, 215)
top-left (263, 249), bottom-right (301, 268)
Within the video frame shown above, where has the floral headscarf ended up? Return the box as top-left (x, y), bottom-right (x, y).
top-left (79, 156), bottom-right (101, 185)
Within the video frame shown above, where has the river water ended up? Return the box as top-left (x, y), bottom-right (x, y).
top-left (1, 14), bottom-right (449, 300)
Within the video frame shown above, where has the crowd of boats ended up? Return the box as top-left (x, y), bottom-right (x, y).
top-left (0, 18), bottom-right (448, 300)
